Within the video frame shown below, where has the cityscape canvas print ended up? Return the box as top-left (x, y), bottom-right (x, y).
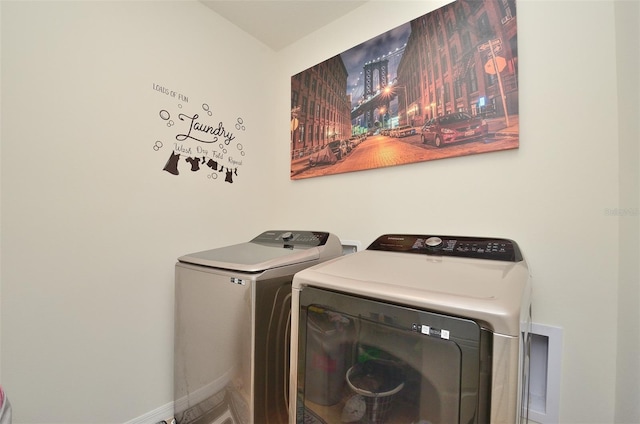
top-left (290, 0), bottom-right (519, 180)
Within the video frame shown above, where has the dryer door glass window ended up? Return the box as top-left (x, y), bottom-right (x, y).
top-left (295, 287), bottom-right (491, 424)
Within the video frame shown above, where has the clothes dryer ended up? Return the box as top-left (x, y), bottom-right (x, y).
top-left (290, 234), bottom-right (532, 424)
top-left (174, 230), bottom-right (342, 424)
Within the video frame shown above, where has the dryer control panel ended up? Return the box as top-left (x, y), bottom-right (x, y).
top-left (367, 234), bottom-right (523, 262)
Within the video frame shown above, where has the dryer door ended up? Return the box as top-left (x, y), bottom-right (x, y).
top-left (294, 286), bottom-right (492, 424)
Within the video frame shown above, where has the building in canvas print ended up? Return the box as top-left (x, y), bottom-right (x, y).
top-left (291, 0), bottom-right (519, 180)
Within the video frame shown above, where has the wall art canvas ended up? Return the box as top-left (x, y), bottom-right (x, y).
top-left (291, 0), bottom-right (518, 180)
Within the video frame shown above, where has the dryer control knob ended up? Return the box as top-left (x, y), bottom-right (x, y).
top-left (281, 231), bottom-right (294, 241)
top-left (425, 236), bottom-right (443, 248)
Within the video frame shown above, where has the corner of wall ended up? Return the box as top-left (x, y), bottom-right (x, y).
top-left (614, 1), bottom-right (640, 422)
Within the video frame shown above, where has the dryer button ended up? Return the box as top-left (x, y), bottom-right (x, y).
top-left (425, 237), bottom-right (443, 248)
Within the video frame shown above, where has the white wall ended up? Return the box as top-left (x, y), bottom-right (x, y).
top-left (614, 0), bottom-right (640, 422)
top-left (0, 1), bottom-right (277, 422)
top-left (1, 0), bottom-right (638, 423)
top-left (274, 1), bottom-right (635, 423)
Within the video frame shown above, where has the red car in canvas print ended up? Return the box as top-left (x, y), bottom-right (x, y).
top-left (420, 112), bottom-right (489, 147)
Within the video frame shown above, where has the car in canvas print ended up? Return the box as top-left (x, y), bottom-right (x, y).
top-left (420, 112), bottom-right (489, 147)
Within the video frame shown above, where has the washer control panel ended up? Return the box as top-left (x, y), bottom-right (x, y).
top-left (367, 234), bottom-right (523, 262)
top-left (251, 230), bottom-right (331, 248)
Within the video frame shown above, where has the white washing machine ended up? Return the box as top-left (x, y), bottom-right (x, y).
top-left (174, 230), bottom-right (342, 424)
top-left (290, 234), bottom-right (532, 424)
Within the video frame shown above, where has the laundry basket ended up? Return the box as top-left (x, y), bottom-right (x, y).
top-left (345, 360), bottom-right (405, 424)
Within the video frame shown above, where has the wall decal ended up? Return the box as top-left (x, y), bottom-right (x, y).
top-left (291, 0), bottom-right (519, 180)
top-left (153, 84), bottom-right (247, 183)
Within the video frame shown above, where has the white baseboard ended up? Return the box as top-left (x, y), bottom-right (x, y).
top-left (126, 368), bottom-right (234, 424)
top-left (123, 401), bottom-right (174, 424)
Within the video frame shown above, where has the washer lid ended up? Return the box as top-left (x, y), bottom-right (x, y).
top-left (178, 230), bottom-right (336, 272)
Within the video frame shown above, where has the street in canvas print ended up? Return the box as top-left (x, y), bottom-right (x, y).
top-left (291, 0), bottom-right (518, 180)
